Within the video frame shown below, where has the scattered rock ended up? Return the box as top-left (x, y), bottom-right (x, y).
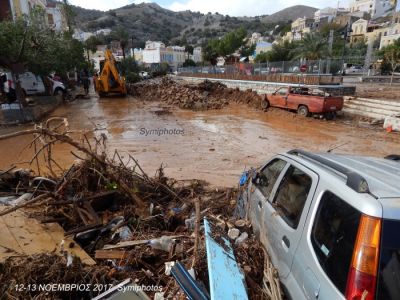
top-left (127, 78), bottom-right (263, 111)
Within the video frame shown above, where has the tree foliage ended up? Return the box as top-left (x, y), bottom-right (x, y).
top-left (380, 38), bottom-right (400, 84)
top-left (292, 33), bottom-right (328, 60)
top-left (0, 7), bottom-right (85, 76)
top-left (183, 59), bottom-right (196, 67)
top-left (202, 27), bottom-right (252, 64)
top-left (111, 26), bottom-right (129, 59)
top-left (254, 40), bottom-right (298, 62)
top-left (119, 57), bottom-right (140, 83)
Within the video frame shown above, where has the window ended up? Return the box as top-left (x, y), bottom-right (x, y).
top-left (377, 219), bottom-right (400, 299)
top-left (273, 166), bottom-right (312, 228)
top-left (278, 87), bottom-right (288, 95)
top-left (311, 192), bottom-right (361, 294)
top-left (47, 13), bottom-right (54, 25)
top-left (255, 159), bottom-right (286, 199)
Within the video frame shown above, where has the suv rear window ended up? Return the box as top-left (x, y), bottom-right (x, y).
top-left (377, 219), bottom-right (400, 299)
top-left (311, 191), bottom-right (361, 294)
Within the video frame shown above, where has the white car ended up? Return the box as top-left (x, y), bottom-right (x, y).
top-left (1, 71), bottom-right (66, 101)
top-left (139, 71), bottom-right (150, 79)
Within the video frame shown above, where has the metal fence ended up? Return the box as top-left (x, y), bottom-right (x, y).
top-left (178, 57), bottom-right (378, 77)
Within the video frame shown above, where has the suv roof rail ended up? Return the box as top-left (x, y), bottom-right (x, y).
top-left (385, 154), bottom-right (400, 161)
top-left (288, 149), bottom-right (371, 194)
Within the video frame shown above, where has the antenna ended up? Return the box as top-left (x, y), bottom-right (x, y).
top-left (327, 141), bottom-right (350, 153)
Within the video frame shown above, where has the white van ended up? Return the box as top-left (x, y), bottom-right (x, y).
top-left (1, 71), bottom-right (66, 102)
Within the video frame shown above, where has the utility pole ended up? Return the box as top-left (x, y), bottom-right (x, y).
top-left (341, 22), bottom-right (351, 75)
top-left (327, 29), bottom-right (334, 74)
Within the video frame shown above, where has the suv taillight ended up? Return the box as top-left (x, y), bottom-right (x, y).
top-left (345, 215), bottom-right (381, 300)
top-left (7, 79), bottom-right (13, 87)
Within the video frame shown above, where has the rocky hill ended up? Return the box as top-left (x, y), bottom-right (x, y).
top-left (72, 3), bottom-right (317, 47)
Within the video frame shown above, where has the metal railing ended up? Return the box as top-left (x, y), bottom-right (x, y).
top-left (178, 57), bottom-right (378, 77)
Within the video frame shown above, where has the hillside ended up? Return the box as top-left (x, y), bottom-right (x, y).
top-left (262, 5), bottom-right (317, 23)
top-left (71, 3), bottom-right (317, 47)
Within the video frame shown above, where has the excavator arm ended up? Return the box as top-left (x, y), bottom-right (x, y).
top-left (96, 49), bottom-right (127, 96)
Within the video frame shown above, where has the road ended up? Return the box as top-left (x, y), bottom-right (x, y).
top-left (0, 92), bottom-right (399, 187)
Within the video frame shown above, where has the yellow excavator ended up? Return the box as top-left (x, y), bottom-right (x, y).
top-left (95, 49), bottom-right (127, 97)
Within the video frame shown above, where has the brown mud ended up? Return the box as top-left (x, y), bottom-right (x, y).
top-left (0, 92), bottom-right (399, 187)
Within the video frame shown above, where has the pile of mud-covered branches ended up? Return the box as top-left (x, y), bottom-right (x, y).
top-left (127, 78), bottom-right (264, 111)
top-left (0, 118), bottom-right (282, 300)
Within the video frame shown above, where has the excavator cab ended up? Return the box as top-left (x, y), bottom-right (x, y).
top-left (95, 49), bottom-right (127, 97)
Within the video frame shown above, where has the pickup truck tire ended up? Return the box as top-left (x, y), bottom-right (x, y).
top-left (325, 112), bottom-right (336, 120)
top-left (261, 97), bottom-right (270, 110)
top-left (297, 105), bottom-right (310, 117)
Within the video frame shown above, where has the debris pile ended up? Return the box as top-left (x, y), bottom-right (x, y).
top-left (128, 78), bottom-right (264, 111)
top-left (0, 119), bottom-right (282, 299)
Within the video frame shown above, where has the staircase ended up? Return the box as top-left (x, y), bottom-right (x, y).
top-left (343, 97), bottom-right (400, 120)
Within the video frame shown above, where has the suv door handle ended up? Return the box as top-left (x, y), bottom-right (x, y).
top-left (282, 235), bottom-right (290, 248)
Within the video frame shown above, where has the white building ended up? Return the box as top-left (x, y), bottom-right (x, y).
top-left (314, 7), bottom-right (337, 23)
top-left (255, 41), bottom-right (272, 55)
top-left (96, 28), bottom-right (112, 35)
top-left (191, 47), bottom-right (202, 63)
top-left (250, 32), bottom-right (263, 44)
top-left (349, 0), bottom-right (394, 18)
top-left (133, 48), bottom-right (143, 64)
top-left (73, 29), bottom-right (94, 42)
top-left (46, 0), bottom-right (66, 31)
top-left (1, 0), bottom-right (46, 20)
top-left (142, 41), bottom-right (189, 70)
top-left (380, 23), bottom-right (400, 48)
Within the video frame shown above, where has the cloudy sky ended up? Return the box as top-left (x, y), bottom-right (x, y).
top-left (68, 0), bottom-right (353, 16)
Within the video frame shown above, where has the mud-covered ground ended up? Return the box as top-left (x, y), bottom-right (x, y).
top-left (0, 86), bottom-right (399, 187)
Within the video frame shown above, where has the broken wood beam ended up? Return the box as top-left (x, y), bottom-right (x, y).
top-left (95, 249), bottom-right (131, 260)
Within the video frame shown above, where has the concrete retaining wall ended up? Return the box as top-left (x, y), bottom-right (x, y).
top-left (175, 75), bottom-right (290, 95)
top-left (0, 95), bottom-right (62, 125)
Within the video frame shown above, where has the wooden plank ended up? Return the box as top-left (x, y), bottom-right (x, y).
top-left (95, 249), bottom-right (131, 260)
top-left (102, 239), bottom-right (149, 250)
top-left (44, 222), bottom-right (96, 265)
top-left (2, 211), bottom-right (58, 254)
top-left (0, 208), bottom-right (95, 265)
top-left (0, 215), bottom-right (24, 260)
top-left (204, 218), bottom-right (248, 300)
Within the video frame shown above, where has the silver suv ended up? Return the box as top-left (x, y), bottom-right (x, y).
top-left (237, 149), bottom-right (400, 300)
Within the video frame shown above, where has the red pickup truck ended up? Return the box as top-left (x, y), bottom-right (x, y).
top-left (263, 86), bottom-right (344, 120)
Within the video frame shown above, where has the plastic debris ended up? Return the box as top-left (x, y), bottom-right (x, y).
top-left (228, 228), bottom-right (240, 240)
top-left (235, 232), bottom-right (249, 245)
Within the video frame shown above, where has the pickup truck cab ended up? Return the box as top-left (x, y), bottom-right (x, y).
top-left (263, 86), bottom-right (344, 120)
top-left (237, 150), bottom-right (400, 300)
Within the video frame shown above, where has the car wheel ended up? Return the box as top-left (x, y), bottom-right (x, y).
top-left (297, 105), bottom-right (310, 117)
top-left (261, 97), bottom-right (270, 110)
top-left (54, 88), bottom-right (64, 99)
top-left (325, 112), bottom-right (335, 120)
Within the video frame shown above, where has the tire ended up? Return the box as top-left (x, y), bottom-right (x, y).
top-left (297, 105), bottom-right (310, 117)
top-left (325, 112), bottom-right (335, 120)
top-left (54, 88), bottom-right (65, 99)
top-left (261, 97), bottom-right (270, 110)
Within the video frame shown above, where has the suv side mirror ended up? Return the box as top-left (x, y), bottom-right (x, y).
top-left (251, 172), bottom-right (259, 184)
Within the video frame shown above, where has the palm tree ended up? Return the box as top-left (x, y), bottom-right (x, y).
top-left (292, 33), bottom-right (328, 60)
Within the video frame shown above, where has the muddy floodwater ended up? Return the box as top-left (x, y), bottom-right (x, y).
top-left (1, 94), bottom-right (399, 186)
